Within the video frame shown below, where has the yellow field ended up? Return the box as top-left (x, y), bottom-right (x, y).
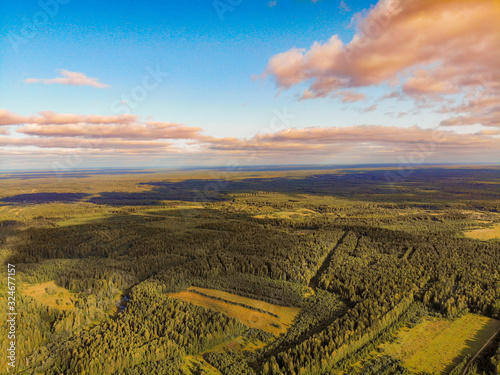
top-left (464, 223), bottom-right (500, 240)
top-left (168, 286), bottom-right (301, 336)
top-left (22, 281), bottom-right (76, 310)
top-left (383, 314), bottom-right (500, 374)
top-left (253, 209), bottom-right (317, 220)
top-left (183, 355), bottom-right (222, 374)
top-left (56, 213), bottom-right (114, 227)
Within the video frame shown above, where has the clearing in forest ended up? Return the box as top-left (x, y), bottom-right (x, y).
top-left (183, 355), bottom-right (222, 375)
top-left (382, 313), bottom-right (500, 374)
top-left (168, 286), bottom-right (301, 335)
top-left (463, 223), bottom-right (500, 240)
top-left (22, 281), bottom-right (76, 310)
top-left (183, 335), bottom-right (268, 374)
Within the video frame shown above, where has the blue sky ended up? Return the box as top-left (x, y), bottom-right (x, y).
top-left (1, 0), bottom-right (380, 133)
top-left (0, 0), bottom-right (498, 169)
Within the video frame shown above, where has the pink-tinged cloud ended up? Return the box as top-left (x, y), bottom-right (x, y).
top-left (199, 125), bottom-right (500, 157)
top-left (1, 109), bottom-right (204, 142)
top-left (440, 94), bottom-right (500, 127)
top-left (261, 0), bottom-right (500, 102)
top-left (0, 135), bottom-right (173, 151)
top-left (403, 70), bottom-right (458, 96)
top-left (2, 109), bottom-right (499, 162)
top-left (336, 91), bottom-right (366, 103)
top-left (25, 70), bottom-right (110, 88)
top-left (0, 109), bottom-right (136, 126)
top-left (476, 129), bottom-right (500, 136)
top-left (361, 104), bottom-right (377, 113)
top-left (17, 122), bottom-right (203, 140)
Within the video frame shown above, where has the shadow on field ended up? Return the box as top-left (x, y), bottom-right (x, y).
top-left (86, 168), bottom-right (500, 207)
top-left (0, 193), bottom-right (91, 204)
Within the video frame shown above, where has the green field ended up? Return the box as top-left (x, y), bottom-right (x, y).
top-left (383, 314), bottom-right (500, 374)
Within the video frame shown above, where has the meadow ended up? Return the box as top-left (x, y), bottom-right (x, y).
top-left (168, 287), bottom-right (301, 335)
top-left (464, 224), bottom-right (500, 241)
top-left (383, 314), bottom-right (500, 374)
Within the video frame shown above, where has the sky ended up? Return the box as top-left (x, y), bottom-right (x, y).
top-left (0, 0), bottom-right (499, 170)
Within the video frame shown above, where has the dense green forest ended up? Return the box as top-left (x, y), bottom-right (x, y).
top-left (0, 166), bottom-right (499, 374)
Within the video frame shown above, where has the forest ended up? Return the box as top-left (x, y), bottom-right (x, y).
top-left (0, 166), bottom-right (499, 375)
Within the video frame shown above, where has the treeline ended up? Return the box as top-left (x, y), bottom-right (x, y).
top-left (29, 280), bottom-right (246, 375)
top-left (204, 352), bottom-right (256, 375)
top-left (258, 297), bottom-right (414, 374)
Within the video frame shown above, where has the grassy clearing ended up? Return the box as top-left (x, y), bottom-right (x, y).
top-left (168, 286), bottom-right (301, 336)
top-left (464, 223), bottom-right (500, 240)
top-left (56, 213), bottom-right (114, 227)
top-left (183, 355), bottom-right (222, 374)
top-left (204, 335), bottom-right (268, 354)
top-left (183, 335), bottom-right (268, 373)
top-left (382, 314), bottom-right (500, 374)
top-left (22, 281), bottom-right (76, 310)
top-left (253, 208), bottom-right (317, 220)
top-left (0, 202), bottom-right (116, 222)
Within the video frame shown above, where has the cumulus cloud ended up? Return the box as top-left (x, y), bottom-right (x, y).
top-left (261, 0), bottom-right (500, 116)
top-left (25, 70), bottom-right (110, 88)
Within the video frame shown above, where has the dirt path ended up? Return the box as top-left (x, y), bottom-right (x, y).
top-left (461, 326), bottom-right (500, 375)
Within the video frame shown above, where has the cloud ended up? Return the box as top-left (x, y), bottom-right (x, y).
top-left (361, 104), bottom-right (377, 113)
top-left (268, 1), bottom-right (277, 7)
top-left (0, 109), bottom-right (203, 140)
top-left (2, 109), bottom-right (498, 163)
top-left (0, 109), bottom-right (137, 126)
top-left (403, 70), bottom-right (458, 96)
top-left (25, 70), bottom-right (110, 88)
top-left (0, 135), bottom-right (173, 151)
top-left (336, 90), bottom-right (366, 103)
top-left (261, 0), bottom-right (500, 107)
top-left (440, 94), bottom-right (500, 127)
top-left (199, 125), bottom-right (500, 159)
top-left (17, 122), bottom-right (203, 140)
